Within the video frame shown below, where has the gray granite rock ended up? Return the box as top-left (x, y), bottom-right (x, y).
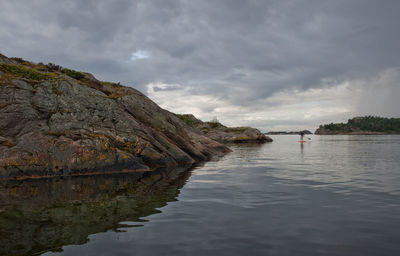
top-left (0, 54), bottom-right (230, 179)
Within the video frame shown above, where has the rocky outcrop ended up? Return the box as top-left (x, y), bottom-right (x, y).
top-left (0, 54), bottom-right (230, 179)
top-left (177, 114), bottom-right (273, 143)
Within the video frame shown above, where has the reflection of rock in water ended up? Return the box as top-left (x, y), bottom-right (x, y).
top-left (0, 167), bottom-right (192, 256)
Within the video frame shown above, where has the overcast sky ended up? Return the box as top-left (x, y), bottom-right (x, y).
top-left (1, 0), bottom-right (399, 132)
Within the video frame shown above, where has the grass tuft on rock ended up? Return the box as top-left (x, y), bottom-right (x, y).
top-left (102, 81), bottom-right (122, 88)
top-left (177, 114), bottom-right (194, 125)
top-left (206, 121), bottom-right (225, 129)
top-left (62, 68), bottom-right (85, 80)
top-left (0, 64), bottom-right (54, 81)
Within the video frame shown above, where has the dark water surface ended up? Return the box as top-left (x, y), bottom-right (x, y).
top-left (1, 135), bottom-right (400, 255)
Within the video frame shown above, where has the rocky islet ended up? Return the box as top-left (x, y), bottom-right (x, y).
top-left (177, 114), bottom-right (273, 143)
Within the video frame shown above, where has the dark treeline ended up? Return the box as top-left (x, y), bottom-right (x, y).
top-left (319, 116), bottom-right (400, 133)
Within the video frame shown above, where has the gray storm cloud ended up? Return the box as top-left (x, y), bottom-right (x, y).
top-left (1, 0), bottom-right (399, 131)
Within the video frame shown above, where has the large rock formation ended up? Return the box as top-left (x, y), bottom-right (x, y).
top-left (0, 54), bottom-right (230, 179)
top-left (177, 114), bottom-right (273, 143)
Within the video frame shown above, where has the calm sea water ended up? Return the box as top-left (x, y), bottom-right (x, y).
top-left (1, 135), bottom-right (400, 256)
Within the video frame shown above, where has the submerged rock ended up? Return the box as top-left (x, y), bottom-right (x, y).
top-left (0, 54), bottom-right (230, 179)
top-left (177, 114), bottom-right (273, 143)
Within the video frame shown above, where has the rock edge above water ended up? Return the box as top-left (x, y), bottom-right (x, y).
top-left (177, 114), bottom-right (273, 143)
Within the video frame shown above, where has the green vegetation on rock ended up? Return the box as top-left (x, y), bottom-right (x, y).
top-left (62, 68), bottom-right (85, 80)
top-left (206, 121), bottom-right (225, 129)
top-left (0, 63), bottom-right (54, 81)
top-left (177, 114), bottom-right (194, 125)
top-left (102, 81), bottom-right (122, 87)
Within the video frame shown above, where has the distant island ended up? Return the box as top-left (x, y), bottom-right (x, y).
top-left (315, 116), bottom-right (400, 135)
top-left (265, 130), bottom-right (312, 135)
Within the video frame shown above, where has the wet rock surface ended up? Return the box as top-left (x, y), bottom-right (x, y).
top-left (0, 54), bottom-right (229, 179)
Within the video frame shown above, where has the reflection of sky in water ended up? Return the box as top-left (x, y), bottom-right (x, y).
top-left (7, 135), bottom-right (400, 256)
top-left (203, 135), bottom-right (400, 196)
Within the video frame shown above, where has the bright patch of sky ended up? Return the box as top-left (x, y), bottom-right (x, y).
top-left (130, 50), bottom-right (149, 61)
top-left (147, 68), bottom-right (399, 132)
